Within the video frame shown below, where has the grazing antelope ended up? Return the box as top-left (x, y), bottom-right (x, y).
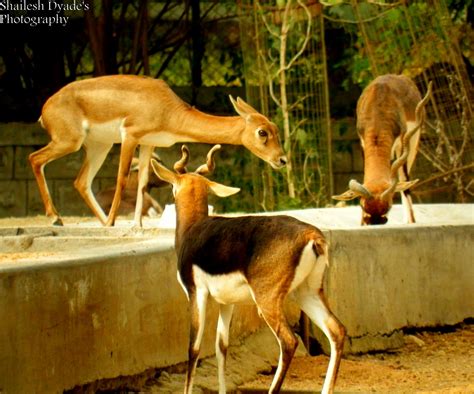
top-left (333, 74), bottom-right (432, 225)
top-left (29, 75), bottom-right (286, 227)
top-left (151, 145), bottom-right (345, 394)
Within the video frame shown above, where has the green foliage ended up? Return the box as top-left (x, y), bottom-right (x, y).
top-left (155, 50), bottom-right (191, 86)
top-left (275, 195), bottom-right (304, 211)
top-left (295, 127), bottom-right (308, 146)
top-left (324, 0), bottom-right (472, 90)
top-left (209, 149), bottom-right (256, 213)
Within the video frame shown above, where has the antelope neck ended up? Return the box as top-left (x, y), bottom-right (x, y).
top-left (175, 190), bottom-right (209, 248)
top-left (176, 109), bottom-right (245, 145)
top-left (363, 129), bottom-right (393, 186)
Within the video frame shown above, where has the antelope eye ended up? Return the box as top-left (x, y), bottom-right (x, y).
top-left (258, 129), bottom-right (268, 138)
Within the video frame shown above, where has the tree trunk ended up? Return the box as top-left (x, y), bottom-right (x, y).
top-left (191, 0), bottom-right (204, 103)
top-left (84, 0), bottom-right (116, 76)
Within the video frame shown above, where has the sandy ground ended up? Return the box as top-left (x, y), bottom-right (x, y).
top-left (144, 322), bottom-right (473, 394)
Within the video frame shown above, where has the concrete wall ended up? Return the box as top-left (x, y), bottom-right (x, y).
top-left (325, 224), bottom-right (474, 353)
top-left (0, 218), bottom-right (472, 393)
top-left (0, 236), bottom-right (262, 394)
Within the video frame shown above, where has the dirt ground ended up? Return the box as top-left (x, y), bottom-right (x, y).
top-left (148, 322), bottom-right (473, 394)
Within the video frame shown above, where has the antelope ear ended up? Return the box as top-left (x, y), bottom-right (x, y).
top-left (395, 179), bottom-right (419, 192)
top-left (332, 190), bottom-right (360, 201)
top-left (207, 180), bottom-right (240, 198)
top-left (236, 97), bottom-right (259, 114)
top-left (229, 95), bottom-right (258, 118)
top-left (151, 159), bottom-right (178, 186)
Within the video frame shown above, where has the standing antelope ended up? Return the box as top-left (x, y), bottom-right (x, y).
top-left (333, 74), bottom-right (432, 225)
top-left (29, 75), bottom-right (286, 227)
top-left (151, 145), bottom-right (345, 394)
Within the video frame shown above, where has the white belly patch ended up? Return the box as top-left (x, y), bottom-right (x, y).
top-left (139, 132), bottom-right (199, 148)
top-left (84, 118), bottom-right (123, 143)
top-left (193, 266), bottom-right (253, 305)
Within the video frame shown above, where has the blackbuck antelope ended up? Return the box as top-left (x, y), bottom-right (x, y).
top-left (151, 145), bottom-right (345, 394)
top-left (29, 75), bottom-right (286, 227)
top-left (333, 74), bottom-right (432, 225)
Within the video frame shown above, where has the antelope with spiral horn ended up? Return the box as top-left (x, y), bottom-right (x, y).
top-left (333, 74), bottom-right (432, 225)
top-left (151, 145), bottom-right (345, 394)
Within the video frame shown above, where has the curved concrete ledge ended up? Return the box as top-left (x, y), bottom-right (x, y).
top-left (0, 204), bottom-right (473, 393)
top-left (0, 234), bottom-right (263, 394)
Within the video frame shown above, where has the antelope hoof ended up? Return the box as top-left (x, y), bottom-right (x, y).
top-left (51, 216), bottom-right (64, 226)
top-left (104, 218), bottom-right (115, 227)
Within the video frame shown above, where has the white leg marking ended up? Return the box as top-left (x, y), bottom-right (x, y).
top-left (296, 291), bottom-right (339, 394)
top-left (194, 287), bottom-right (208, 352)
top-left (186, 287), bottom-right (208, 394)
top-left (216, 304), bottom-right (234, 394)
top-left (269, 336), bottom-right (284, 393)
top-left (134, 145), bottom-right (153, 227)
top-left (293, 247), bottom-right (341, 394)
top-left (76, 141), bottom-right (114, 223)
top-left (39, 165), bottom-right (53, 200)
